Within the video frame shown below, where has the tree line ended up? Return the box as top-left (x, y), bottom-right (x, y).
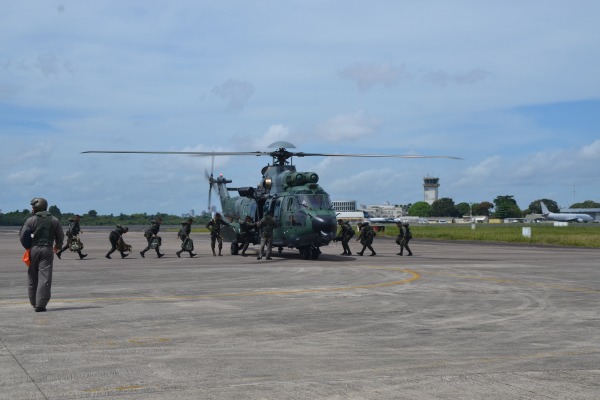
top-left (2, 198), bottom-right (599, 226)
top-left (0, 206), bottom-right (211, 227)
top-left (406, 197), bottom-right (600, 219)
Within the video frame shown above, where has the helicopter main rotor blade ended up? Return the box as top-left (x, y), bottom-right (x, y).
top-left (82, 150), bottom-right (271, 156)
top-left (83, 150), bottom-right (461, 159)
top-left (292, 152), bottom-right (463, 160)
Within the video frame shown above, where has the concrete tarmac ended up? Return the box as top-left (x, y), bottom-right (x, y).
top-left (1, 226), bottom-right (599, 399)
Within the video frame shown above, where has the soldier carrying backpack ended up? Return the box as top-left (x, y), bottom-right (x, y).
top-left (395, 222), bottom-right (413, 256)
top-left (356, 221), bottom-right (376, 256)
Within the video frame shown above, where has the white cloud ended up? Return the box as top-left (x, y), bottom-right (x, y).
top-left (338, 62), bottom-right (406, 92)
top-left (6, 168), bottom-right (47, 185)
top-left (315, 111), bottom-right (381, 143)
top-left (2, 1), bottom-right (600, 214)
top-left (581, 140), bottom-right (600, 158)
top-left (211, 79), bottom-right (255, 111)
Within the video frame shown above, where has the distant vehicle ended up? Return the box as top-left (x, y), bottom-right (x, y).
top-left (336, 211), bottom-right (368, 224)
top-left (367, 217), bottom-right (395, 223)
top-left (540, 202), bottom-right (594, 223)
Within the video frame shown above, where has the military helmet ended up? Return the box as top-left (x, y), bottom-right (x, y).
top-left (30, 197), bottom-right (48, 212)
top-left (337, 219), bottom-right (344, 224)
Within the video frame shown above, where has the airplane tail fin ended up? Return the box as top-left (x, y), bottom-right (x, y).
top-left (540, 201), bottom-right (550, 215)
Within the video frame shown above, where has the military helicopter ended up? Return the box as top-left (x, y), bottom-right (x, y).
top-left (84, 141), bottom-right (460, 259)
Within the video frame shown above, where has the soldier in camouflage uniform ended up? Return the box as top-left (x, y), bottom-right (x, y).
top-left (106, 225), bottom-right (130, 259)
top-left (256, 212), bottom-right (277, 260)
top-left (176, 218), bottom-right (196, 258)
top-left (335, 219), bottom-right (354, 255)
top-left (356, 221), bottom-right (376, 256)
top-left (19, 198), bottom-right (65, 312)
top-left (140, 217), bottom-right (164, 258)
top-left (206, 213), bottom-right (230, 256)
top-left (396, 222), bottom-right (413, 256)
top-left (57, 214), bottom-right (87, 260)
top-left (239, 215), bottom-right (256, 256)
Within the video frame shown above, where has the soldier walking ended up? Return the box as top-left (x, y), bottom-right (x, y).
top-left (106, 225), bottom-right (130, 259)
top-left (140, 217), bottom-right (164, 258)
top-left (176, 218), bottom-right (196, 258)
top-left (396, 222), bottom-right (413, 256)
top-left (57, 214), bottom-right (87, 259)
top-left (256, 212), bottom-right (277, 260)
top-left (356, 221), bottom-right (376, 256)
top-left (206, 213), bottom-right (229, 256)
top-left (335, 219), bottom-right (354, 255)
top-left (19, 198), bottom-right (64, 312)
top-left (239, 215), bottom-right (256, 256)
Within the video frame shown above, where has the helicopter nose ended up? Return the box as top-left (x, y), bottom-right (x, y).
top-left (312, 215), bottom-right (337, 238)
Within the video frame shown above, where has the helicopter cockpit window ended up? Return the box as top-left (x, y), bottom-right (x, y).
top-left (298, 194), bottom-right (332, 210)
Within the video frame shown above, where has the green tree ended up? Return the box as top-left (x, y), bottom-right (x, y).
top-left (493, 195), bottom-right (522, 219)
top-left (87, 210), bottom-right (98, 218)
top-left (408, 202), bottom-right (432, 217)
top-left (472, 201), bottom-right (493, 216)
top-left (456, 202), bottom-right (471, 217)
top-left (527, 199), bottom-right (558, 214)
top-left (570, 200), bottom-right (600, 208)
top-left (430, 198), bottom-right (460, 217)
top-left (49, 205), bottom-right (62, 220)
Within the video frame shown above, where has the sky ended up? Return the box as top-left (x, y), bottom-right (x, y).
top-left (2, 1), bottom-right (600, 216)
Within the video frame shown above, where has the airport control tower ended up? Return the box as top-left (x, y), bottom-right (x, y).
top-left (423, 176), bottom-right (440, 205)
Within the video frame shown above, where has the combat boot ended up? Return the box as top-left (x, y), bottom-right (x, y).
top-left (176, 250), bottom-right (182, 258)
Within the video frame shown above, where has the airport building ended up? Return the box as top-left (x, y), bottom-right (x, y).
top-left (332, 200), bottom-right (406, 220)
top-left (331, 200), bottom-right (358, 212)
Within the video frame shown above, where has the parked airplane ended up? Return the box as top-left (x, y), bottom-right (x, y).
top-left (540, 202), bottom-right (594, 223)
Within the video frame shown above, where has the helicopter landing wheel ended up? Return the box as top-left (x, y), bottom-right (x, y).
top-left (311, 247), bottom-right (321, 260)
top-left (299, 247), bottom-right (310, 260)
top-left (230, 241), bottom-right (239, 255)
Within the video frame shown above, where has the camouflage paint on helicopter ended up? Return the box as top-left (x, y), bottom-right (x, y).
top-left (214, 157), bottom-right (338, 260)
top-left (83, 140), bottom-right (461, 260)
